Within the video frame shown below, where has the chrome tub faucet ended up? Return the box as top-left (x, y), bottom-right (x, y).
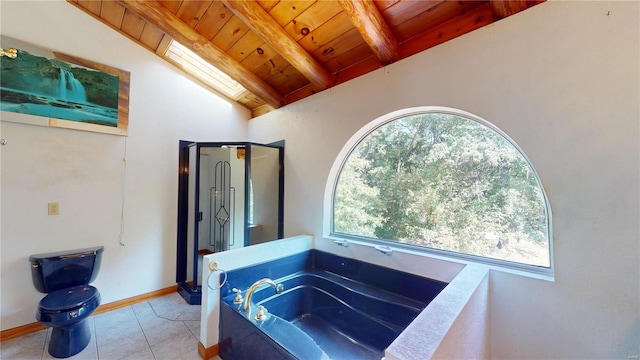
top-left (243, 278), bottom-right (284, 312)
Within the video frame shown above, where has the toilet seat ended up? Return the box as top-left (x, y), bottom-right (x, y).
top-left (37, 285), bottom-right (100, 326)
top-left (40, 285), bottom-right (99, 312)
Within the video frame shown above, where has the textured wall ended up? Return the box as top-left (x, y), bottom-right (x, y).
top-left (1, 0), bottom-right (249, 330)
top-left (247, 1), bottom-right (640, 358)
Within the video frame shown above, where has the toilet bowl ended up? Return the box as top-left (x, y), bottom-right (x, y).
top-left (29, 247), bottom-right (103, 358)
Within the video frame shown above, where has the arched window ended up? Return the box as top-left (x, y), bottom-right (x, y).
top-left (330, 107), bottom-right (552, 270)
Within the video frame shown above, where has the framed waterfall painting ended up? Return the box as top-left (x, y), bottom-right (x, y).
top-left (0, 36), bottom-right (129, 136)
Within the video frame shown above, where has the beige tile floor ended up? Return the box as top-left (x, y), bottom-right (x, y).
top-left (0, 292), bottom-right (220, 360)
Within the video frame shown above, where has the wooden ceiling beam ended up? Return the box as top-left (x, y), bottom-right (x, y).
top-left (490, 0), bottom-right (536, 18)
top-left (221, 0), bottom-right (333, 91)
top-left (118, 0), bottom-right (286, 108)
top-left (338, 0), bottom-right (400, 65)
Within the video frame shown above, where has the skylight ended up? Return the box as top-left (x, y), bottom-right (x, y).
top-left (164, 40), bottom-right (247, 100)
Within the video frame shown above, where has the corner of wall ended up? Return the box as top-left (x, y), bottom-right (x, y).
top-left (385, 265), bottom-right (490, 360)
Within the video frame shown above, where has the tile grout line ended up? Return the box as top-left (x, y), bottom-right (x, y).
top-left (92, 316), bottom-right (100, 360)
top-left (147, 296), bottom-right (202, 355)
top-left (39, 328), bottom-right (49, 360)
top-left (185, 320), bottom-right (197, 339)
top-left (149, 297), bottom-right (188, 322)
top-left (132, 301), bottom-right (158, 360)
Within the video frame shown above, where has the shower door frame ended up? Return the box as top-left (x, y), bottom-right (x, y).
top-left (176, 140), bottom-right (284, 305)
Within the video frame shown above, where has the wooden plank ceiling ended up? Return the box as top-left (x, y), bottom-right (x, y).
top-left (68, 0), bottom-right (543, 117)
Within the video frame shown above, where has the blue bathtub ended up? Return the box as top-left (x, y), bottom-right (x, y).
top-left (219, 250), bottom-right (448, 360)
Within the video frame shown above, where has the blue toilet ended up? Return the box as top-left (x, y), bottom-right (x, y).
top-left (29, 246), bottom-right (104, 358)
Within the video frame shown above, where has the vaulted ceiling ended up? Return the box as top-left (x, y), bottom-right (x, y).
top-left (68, 0), bottom-right (543, 117)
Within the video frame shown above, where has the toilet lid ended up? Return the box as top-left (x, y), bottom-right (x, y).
top-left (40, 285), bottom-right (99, 312)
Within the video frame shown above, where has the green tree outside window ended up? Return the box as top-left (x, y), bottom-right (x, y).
top-left (334, 112), bottom-right (550, 267)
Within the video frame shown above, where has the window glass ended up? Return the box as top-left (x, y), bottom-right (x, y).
top-left (333, 111), bottom-right (550, 267)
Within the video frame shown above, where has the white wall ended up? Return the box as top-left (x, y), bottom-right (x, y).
top-left (0, 0), bottom-right (249, 330)
top-left (2, 1), bottom-right (638, 357)
top-left (248, 1), bottom-right (639, 358)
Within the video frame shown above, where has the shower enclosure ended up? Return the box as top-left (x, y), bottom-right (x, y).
top-left (176, 141), bottom-right (284, 304)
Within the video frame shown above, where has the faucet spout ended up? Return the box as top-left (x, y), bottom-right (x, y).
top-left (243, 278), bottom-right (284, 311)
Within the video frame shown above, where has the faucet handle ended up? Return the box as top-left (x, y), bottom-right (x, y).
top-left (232, 288), bottom-right (243, 304)
top-left (255, 305), bottom-right (268, 321)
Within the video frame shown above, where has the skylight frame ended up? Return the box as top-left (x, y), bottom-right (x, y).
top-left (163, 40), bottom-right (247, 101)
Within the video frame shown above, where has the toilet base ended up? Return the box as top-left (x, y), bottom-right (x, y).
top-left (47, 318), bottom-right (91, 358)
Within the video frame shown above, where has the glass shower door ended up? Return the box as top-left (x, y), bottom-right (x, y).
top-left (176, 141), bottom-right (284, 305)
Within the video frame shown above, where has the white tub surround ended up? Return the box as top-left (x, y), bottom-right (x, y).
top-left (386, 264), bottom-right (490, 359)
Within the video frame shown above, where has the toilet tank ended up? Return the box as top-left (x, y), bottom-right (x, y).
top-left (29, 246), bottom-right (104, 293)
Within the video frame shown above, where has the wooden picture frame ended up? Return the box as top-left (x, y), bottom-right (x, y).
top-left (0, 36), bottom-right (130, 136)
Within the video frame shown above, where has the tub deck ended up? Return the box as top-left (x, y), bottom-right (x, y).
top-left (219, 250), bottom-right (448, 360)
